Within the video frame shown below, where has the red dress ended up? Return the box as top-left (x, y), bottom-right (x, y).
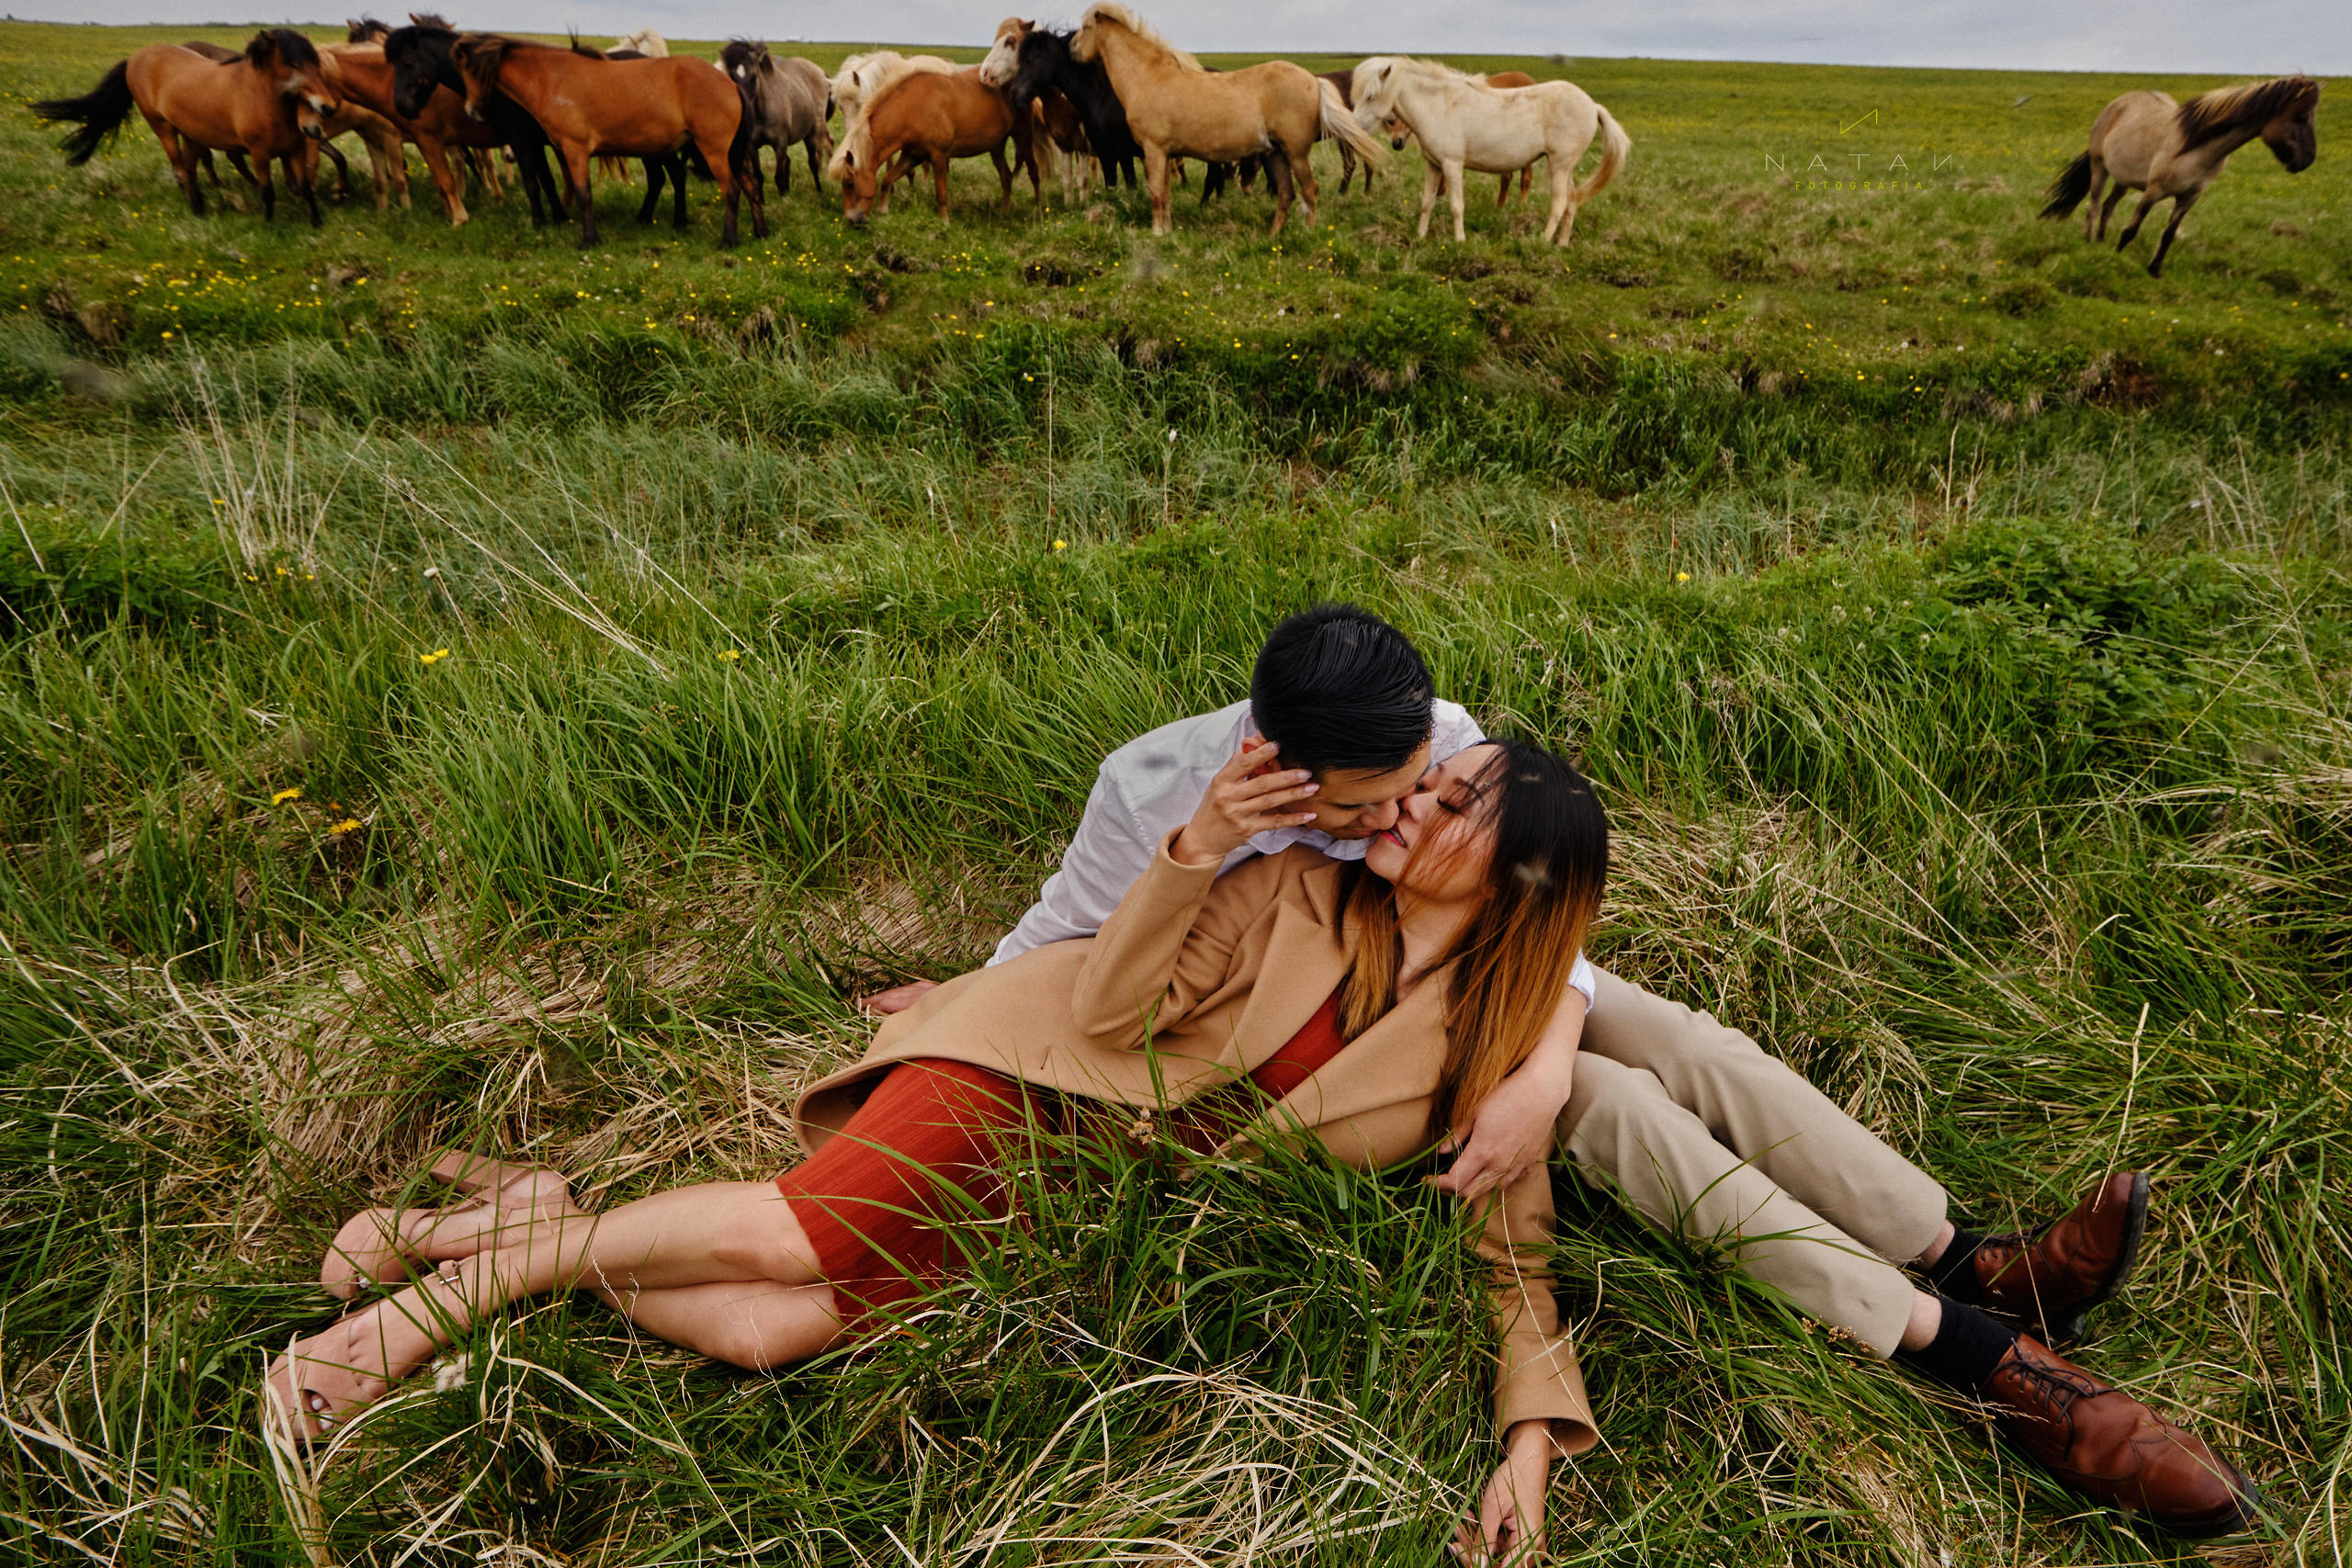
top-left (778, 991), bottom-right (1350, 1336)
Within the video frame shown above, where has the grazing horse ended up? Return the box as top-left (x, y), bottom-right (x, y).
top-left (721, 39), bottom-right (833, 197)
top-left (1351, 56), bottom-right (1627, 244)
top-left (837, 66), bottom-right (1040, 224)
top-left (1069, 2), bottom-right (1384, 235)
top-left (990, 23), bottom-right (1143, 190)
top-left (2041, 76), bottom-right (2319, 276)
top-left (35, 30), bottom-right (338, 225)
top-left (386, 22), bottom-right (569, 227)
top-left (829, 52), bottom-right (962, 216)
top-left (450, 35), bottom-right (759, 247)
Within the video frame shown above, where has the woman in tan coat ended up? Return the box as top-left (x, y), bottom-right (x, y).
top-left (269, 737), bottom-right (1609, 1561)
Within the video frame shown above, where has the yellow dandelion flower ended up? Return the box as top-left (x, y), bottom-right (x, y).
top-left (1676, 571), bottom-right (1690, 582)
top-left (719, 649), bottom-right (741, 660)
top-left (1052, 539), bottom-right (1067, 550)
top-left (329, 818), bottom-right (361, 834)
top-left (271, 787), bottom-right (302, 806)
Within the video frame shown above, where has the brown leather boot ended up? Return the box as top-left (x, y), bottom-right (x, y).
top-left (1979, 1334), bottom-right (2258, 1537)
top-left (1974, 1170), bottom-right (2148, 1343)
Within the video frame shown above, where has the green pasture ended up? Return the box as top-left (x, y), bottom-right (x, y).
top-left (0, 17), bottom-right (2347, 1567)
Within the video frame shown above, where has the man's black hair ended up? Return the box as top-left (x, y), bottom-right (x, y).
top-left (1250, 604), bottom-right (1437, 776)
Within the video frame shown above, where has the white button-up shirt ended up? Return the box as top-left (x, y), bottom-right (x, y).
top-left (991, 698), bottom-right (1599, 1009)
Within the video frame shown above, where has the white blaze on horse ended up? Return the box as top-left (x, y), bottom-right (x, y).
top-left (1351, 56), bottom-right (1627, 245)
top-left (2041, 76), bottom-right (2319, 277)
top-left (1069, 2), bottom-right (1385, 236)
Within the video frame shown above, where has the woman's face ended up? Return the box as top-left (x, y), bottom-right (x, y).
top-left (1362, 743), bottom-right (1500, 903)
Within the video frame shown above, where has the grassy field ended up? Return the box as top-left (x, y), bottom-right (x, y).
top-left (0, 17), bottom-right (2347, 1567)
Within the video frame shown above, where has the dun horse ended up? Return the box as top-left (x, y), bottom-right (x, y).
top-left (836, 66), bottom-right (1040, 224)
top-left (1351, 56), bottom-right (1627, 245)
top-left (35, 30), bottom-right (339, 225)
top-left (1069, 2), bottom-right (1384, 235)
top-left (2041, 76), bottom-right (2319, 276)
top-left (721, 40), bottom-right (833, 197)
top-left (450, 34), bottom-right (759, 247)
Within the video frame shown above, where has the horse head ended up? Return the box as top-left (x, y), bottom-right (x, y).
top-left (346, 17), bottom-right (390, 42)
top-left (839, 146), bottom-right (878, 225)
top-left (382, 24), bottom-right (451, 118)
top-left (1351, 59), bottom-right (1403, 144)
top-left (721, 38), bottom-right (771, 85)
top-left (1002, 30), bottom-right (1062, 107)
top-left (2263, 76), bottom-right (2320, 173)
top-left (250, 28), bottom-right (340, 131)
top-left (448, 33), bottom-right (512, 120)
top-left (978, 17), bottom-right (1032, 87)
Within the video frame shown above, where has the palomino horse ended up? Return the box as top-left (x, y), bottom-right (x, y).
top-left (386, 22), bottom-right (569, 227)
top-left (1351, 56), bottom-right (1628, 244)
top-left (836, 66), bottom-right (1040, 224)
top-left (1069, 2), bottom-right (1384, 235)
top-left (721, 40), bottom-right (833, 197)
top-left (450, 35), bottom-right (760, 247)
top-left (2041, 76), bottom-right (2319, 276)
top-left (36, 30), bottom-right (338, 225)
top-left (990, 23), bottom-right (1144, 190)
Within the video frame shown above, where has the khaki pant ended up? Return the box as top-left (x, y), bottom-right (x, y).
top-left (1559, 969), bottom-right (1948, 1356)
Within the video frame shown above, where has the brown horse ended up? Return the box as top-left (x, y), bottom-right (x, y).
top-left (1069, 3), bottom-right (1384, 235)
top-left (36, 30), bottom-right (339, 225)
top-left (838, 67), bottom-right (1040, 224)
top-left (2041, 76), bottom-right (2320, 276)
top-left (449, 35), bottom-right (759, 247)
top-left (323, 41), bottom-right (499, 223)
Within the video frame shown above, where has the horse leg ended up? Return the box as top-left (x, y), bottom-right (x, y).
top-left (417, 136), bottom-right (469, 225)
top-left (2096, 183), bottom-right (2127, 243)
top-left (248, 142), bottom-right (278, 221)
top-left (2114, 188), bottom-right (2160, 254)
top-left (671, 153), bottom-right (690, 230)
top-left (321, 140), bottom-right (353, 203)
top-left (1144, 144), bottom-right (1172, 235)
top-left (635, 158), bottom-right (664, 224)
top-left (1417, 161), bottom-right (1440, 240)
top-left (775, 143), bottom-right (790, 197)
top-left (806, 133), bottom-right (827, 195)
top-left (2146, 188), bottom-right (2199, 276)
top-left (1446, 159), bottom-right (1467, 242)
top-left (564, 146), bottom-right (598, 247)
top-left (1545, 158), bottom-right (1576, 245)
top-left (1286, 145), bottom-right (1317, 231)
top-left (980, 148), bottom-right (1001, 217)
top-left (300, 145), bottom-right (325, 227)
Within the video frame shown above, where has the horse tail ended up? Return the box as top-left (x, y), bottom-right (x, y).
top-left (1317, 77), bottom-right (1385, 164)
top-left (34, 60), bottom-right (136, 166)
top-left (2040, 152), bottom-right (2092, 219)
top-left (1575, 104), bottom-right (1629, 203)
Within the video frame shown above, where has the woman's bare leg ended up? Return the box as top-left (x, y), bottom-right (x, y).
top-left (269, 1180), bottom-right (824, 1431)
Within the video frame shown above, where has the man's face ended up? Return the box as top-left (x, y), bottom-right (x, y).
top-left (1298, 741), bottom-right (1435, 840)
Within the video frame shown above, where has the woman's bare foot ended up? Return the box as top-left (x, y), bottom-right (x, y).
top-left (264, 1289), bottom-right (448, 1442)
top-left (322, 1167), bottom-right (581, 1300)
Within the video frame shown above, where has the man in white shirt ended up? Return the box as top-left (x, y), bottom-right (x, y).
top-left (864, 609), bottom-right (2176, 1476)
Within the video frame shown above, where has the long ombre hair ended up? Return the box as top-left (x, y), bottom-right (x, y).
top-left (1334, 739), bottom-right (1610, 1141)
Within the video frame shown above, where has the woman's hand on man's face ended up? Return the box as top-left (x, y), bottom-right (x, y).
top-left (1169, 739), bottom-right (1319, 867)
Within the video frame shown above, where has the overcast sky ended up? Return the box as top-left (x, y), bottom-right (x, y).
top-left (18, 0), bottom-right (2350, 73)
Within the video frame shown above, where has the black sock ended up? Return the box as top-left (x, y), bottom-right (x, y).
top-left (1895, 1297), bottom-right (2019, 1393)
top-left (1918, 1227), bottom-right (1988, 1304)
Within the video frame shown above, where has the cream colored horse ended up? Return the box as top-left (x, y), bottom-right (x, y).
top-left (1351, 56), bottom-right (1627, 245)
top-left (1070, 2), bottom-right (1384, 236)
top-left (2041, 76), bottom-right (2319, 276)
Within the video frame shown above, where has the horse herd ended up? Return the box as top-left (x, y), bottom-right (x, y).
top-left (27, 6), bottom-right (2324, 276)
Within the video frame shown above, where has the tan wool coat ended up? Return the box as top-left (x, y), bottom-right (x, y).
top-left (792, 832), bottom-right (1599, 1454)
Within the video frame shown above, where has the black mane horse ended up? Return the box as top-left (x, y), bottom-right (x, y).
top-left (1001, 25), bottom-right (1139, 189)
top-left (383, 18), bottom-right (568, 226)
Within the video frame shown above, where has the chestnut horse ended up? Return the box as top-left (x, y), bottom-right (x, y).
top-left (450, 35), bottom-right (759, 247)
top-left (322, 40), bottom-right (493, 223)
top-left (1069, 3), bottom-right (1385, 235)
top-left (838, 66), bottom-right (1040, 224)
top-left (2041, 76), bottom-right (2319, 276)
top-left (36, 30), bottom-right (338, 225)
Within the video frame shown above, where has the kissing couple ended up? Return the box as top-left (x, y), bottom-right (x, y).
top-left (271, 604), bottom-right (2258, 1557)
